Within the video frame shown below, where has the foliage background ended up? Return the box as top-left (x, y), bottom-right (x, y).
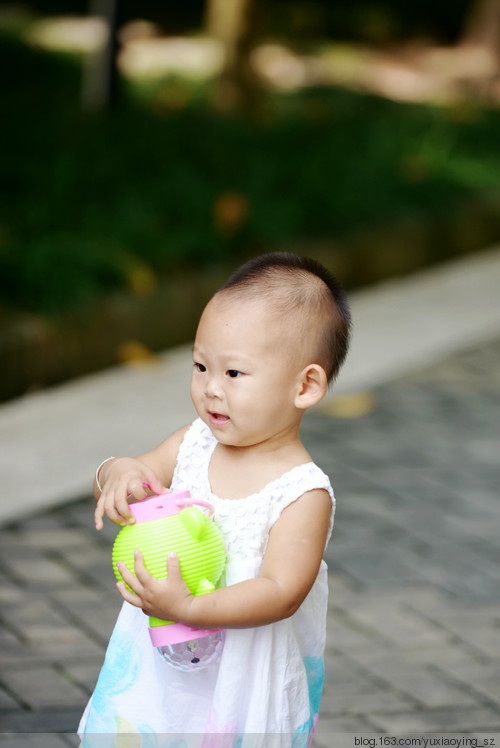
top-left (1, 0), bottom-right (500, 398)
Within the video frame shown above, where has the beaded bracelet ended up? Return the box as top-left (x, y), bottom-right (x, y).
top-left (95, 456), bottom-right (115, 493)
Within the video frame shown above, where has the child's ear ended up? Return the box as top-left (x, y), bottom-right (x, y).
top-left (294, 364), bottom-right (328, 410)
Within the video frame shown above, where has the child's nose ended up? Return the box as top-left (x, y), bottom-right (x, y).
top-left (204, 376), bottom-right (223, 398)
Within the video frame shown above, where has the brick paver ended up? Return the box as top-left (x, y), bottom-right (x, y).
top-left (0, 339), bottom-right (499, 744)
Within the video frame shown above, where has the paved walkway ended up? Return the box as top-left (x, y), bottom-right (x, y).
top-left (1, 246), bottom-right (500, 526)
top-left (0, 249), bottom-right (499, 744)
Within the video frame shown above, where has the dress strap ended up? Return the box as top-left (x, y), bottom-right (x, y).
top-left (170, 419), bottom-right (216, 494)
top-left (265, 463), bottom-right (335, 547)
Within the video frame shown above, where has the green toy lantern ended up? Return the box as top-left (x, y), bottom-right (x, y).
top-left (112, 491), bottom-right (226, 671)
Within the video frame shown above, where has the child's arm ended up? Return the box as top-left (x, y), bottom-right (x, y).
top-left (116, 487), bottom-right (332, 627)
top-left (94, 425), bottom-right (190, 530)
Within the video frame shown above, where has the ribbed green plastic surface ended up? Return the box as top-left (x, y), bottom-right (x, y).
top-left (112, 512), bottom-right (226, 596)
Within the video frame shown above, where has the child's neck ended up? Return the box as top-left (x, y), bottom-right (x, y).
top-left (208, 432), bottom-right (312, 500)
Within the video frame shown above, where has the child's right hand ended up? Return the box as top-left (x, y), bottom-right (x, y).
top-left (94, 457), bottom-right (169, 531)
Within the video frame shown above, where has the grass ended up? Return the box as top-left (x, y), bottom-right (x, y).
top-left (2, 32), bottom-right (500, 316)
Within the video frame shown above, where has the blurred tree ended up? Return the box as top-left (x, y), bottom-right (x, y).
top-left (205, 0), bottom-right (261, 112)
top-left (82, 0), bottom-right (122, 109)
top-left (461, 0), bottom-right (500, 55)
top-left (460, 0), bottom-right (500, 93)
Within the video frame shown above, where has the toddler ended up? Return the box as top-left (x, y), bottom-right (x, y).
top-left (78, 252), bottom-right (351, 747)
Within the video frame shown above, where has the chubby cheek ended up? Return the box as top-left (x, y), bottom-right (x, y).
top-left (226, 383), bottom-right (255, 411)
top-left (190, 377), bottom-right (202, 410)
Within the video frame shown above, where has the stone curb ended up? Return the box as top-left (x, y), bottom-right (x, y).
top-left (2, 197), bottom-right (500, 403)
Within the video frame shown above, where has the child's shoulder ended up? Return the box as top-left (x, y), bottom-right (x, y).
top-left (271, 461), bottom-right (334, 502)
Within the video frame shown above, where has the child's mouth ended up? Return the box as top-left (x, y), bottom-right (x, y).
top-left (208, 412), bottom-right (230, 425)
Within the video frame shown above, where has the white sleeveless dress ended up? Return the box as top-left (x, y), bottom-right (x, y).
top-left (78, 419), bottom-right (335, 747)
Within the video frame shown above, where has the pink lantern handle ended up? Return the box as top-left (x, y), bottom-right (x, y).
top-left (175, 497), bottom-right (214, 517)
top-left (126, 492), bottom-right (215, 523)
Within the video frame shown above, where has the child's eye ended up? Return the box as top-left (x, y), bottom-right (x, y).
top-left (194, 363), bottom-right (206, 373)
top-left (226, 369), bottom-right (242, 378)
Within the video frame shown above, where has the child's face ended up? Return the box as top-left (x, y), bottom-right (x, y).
top-left (190, 295), bottom-right (304, 449)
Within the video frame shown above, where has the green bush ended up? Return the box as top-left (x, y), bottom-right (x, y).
top-left (2, 34), bottom-right (500, 316)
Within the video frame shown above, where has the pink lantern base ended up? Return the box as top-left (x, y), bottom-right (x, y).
top-left (149, 621), bottom-right (221, 647)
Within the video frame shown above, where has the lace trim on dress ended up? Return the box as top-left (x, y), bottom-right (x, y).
top-left (171, 419), bottom-right (335, 559)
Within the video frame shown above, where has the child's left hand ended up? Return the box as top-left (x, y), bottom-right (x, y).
top-left (116, 551), bottom-right (194, 623)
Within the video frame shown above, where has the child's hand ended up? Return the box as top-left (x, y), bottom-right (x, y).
top-left (94, 458), bottom-right (168, 530)
top-left (116, 551), bottom-right (193, 623)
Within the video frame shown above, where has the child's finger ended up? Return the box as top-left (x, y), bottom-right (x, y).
top-left (100, 486), bottom-right (132, 527)
top-left (94, 495), bottom-right (105, 530)
top-left (166, 552), bottom-right (182, 581)
top-left (132, 550), bottom-right (154, 585)
top-left (128, 479), bottom-right (148, 502)
top-left (146, 475), bottom-right (170, 497)
top-left (116, 560), bottom-right (144, 595)
top-left (166, 553), bottom-right (191, 598)
top-left (113, 490), bottom-right (135, 525)
top-left (116, 581), bottom-right (143, 607)
top-left (103, 502), bottom-right (127, 527)
top-left (95, 488), bottom-right (121, 529)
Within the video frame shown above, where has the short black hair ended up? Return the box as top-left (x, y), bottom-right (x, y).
top-left (218, 252), bottom-right (351, 382)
